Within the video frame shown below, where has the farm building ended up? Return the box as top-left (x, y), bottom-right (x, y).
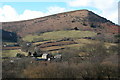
top-left (36, 53), bottom-right (53, 61)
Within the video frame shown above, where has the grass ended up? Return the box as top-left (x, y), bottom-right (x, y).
top-left (45, 44), bottom-right (87, 55)
top-left (3, 42), bottom-right (17, 45)
top-left (74, 39), bottom-right (99, 44)
top-left (23, 30), bottom-right (97, 42)
top-left (41, 43), bottom-right (85, 52)
top-left (75, 39), bottom-right (117, 48)
top-left (49, 51), bottom-right (61, 54)
top-left (41, 46), bottom-right (65, 51)
top-left (23, 35), bottom-right (41, 42)
top-left (2, 49), bottom-right (27, 57)
top-left (33, 41), bottom-right (50, 45)
top-left (33, 40), bottom-right (61, 46)
top-left (63, 44), bottom-right (85, 49)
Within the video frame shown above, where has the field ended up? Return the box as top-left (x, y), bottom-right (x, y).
top-left (33, 40), bottom-right (56, 45)
top-left (38, 41), bottom-right (76, 48)
top-left (22, 30), bottom-right (98, 54)
top-left (36, 38), bottom-right (117, 54)
top-left (2, 49), bottom-right (27, 57)
top-left (23, 30), bottom-right (97, 42)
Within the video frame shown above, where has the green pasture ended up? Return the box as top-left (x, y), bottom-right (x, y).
top-left (23, 30), bottom-right (97, 42)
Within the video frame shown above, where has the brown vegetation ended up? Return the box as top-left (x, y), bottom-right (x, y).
top-left (2, 10), bottom-right (119, 38)
top-left (2, 42), bottom-right (119, 79)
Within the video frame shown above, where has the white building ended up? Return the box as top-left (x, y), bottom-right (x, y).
top-left (42, 53), bottom-right (48, 59)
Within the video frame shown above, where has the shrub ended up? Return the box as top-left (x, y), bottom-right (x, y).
top-left (79, 42), bottom-right (109, 63)
top-left (60, 48), bottom-right (79, 62)
top-left (16, 53), bottom-right (25, 58)
top-left (90, 23), bottom-right (96, 28)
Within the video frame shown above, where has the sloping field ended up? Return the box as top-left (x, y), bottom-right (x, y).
top-left (41, 44), bottom-right (85, 52)
top-left (39, 39), bottom-right (117, 54)
top-left (74, 39), bottom-right (99, 44)
top-left (2, 49), bottom-right (27, 57)
top-left (23, 30), bottom-right (97, 42)
top-left (38, 41), bottom-right (77, 48)
top-left (33, 40), bottom-right (56, 45)
top-left (41, 46), bottom-right (65, 51)
top-left (39, 39), bottom-right (99, 52)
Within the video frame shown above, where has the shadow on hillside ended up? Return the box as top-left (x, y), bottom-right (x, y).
top-left (1, 29), bottom-right (18, 42)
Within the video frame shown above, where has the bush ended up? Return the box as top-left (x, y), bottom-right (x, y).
top-left (23, 61), bottom-right (118, 78)
top-left (79, 42), bottom-right (109, 63)
top-left (16, 53), bottom-right (25, 58)
top-left (90, 23), bottom-right (96, 28)
top-left (60, 48), bottom-right (79, 62)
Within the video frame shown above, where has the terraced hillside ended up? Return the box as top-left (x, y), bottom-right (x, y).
top-left (2, 29), bottom-right (117, 57)
top-left (2, 37), bottom-right (117, 57)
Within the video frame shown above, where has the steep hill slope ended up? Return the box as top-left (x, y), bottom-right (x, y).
top-left (2, 9), bottom-right (119, 37)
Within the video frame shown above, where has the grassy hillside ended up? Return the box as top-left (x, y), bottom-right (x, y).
top-left (23, 30), bottom-right (97, 42)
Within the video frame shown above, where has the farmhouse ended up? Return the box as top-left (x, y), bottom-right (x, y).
top-left (36, 53), bottom-right (53, 61)
top-left (27, 51), bottom-right (62, 61)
